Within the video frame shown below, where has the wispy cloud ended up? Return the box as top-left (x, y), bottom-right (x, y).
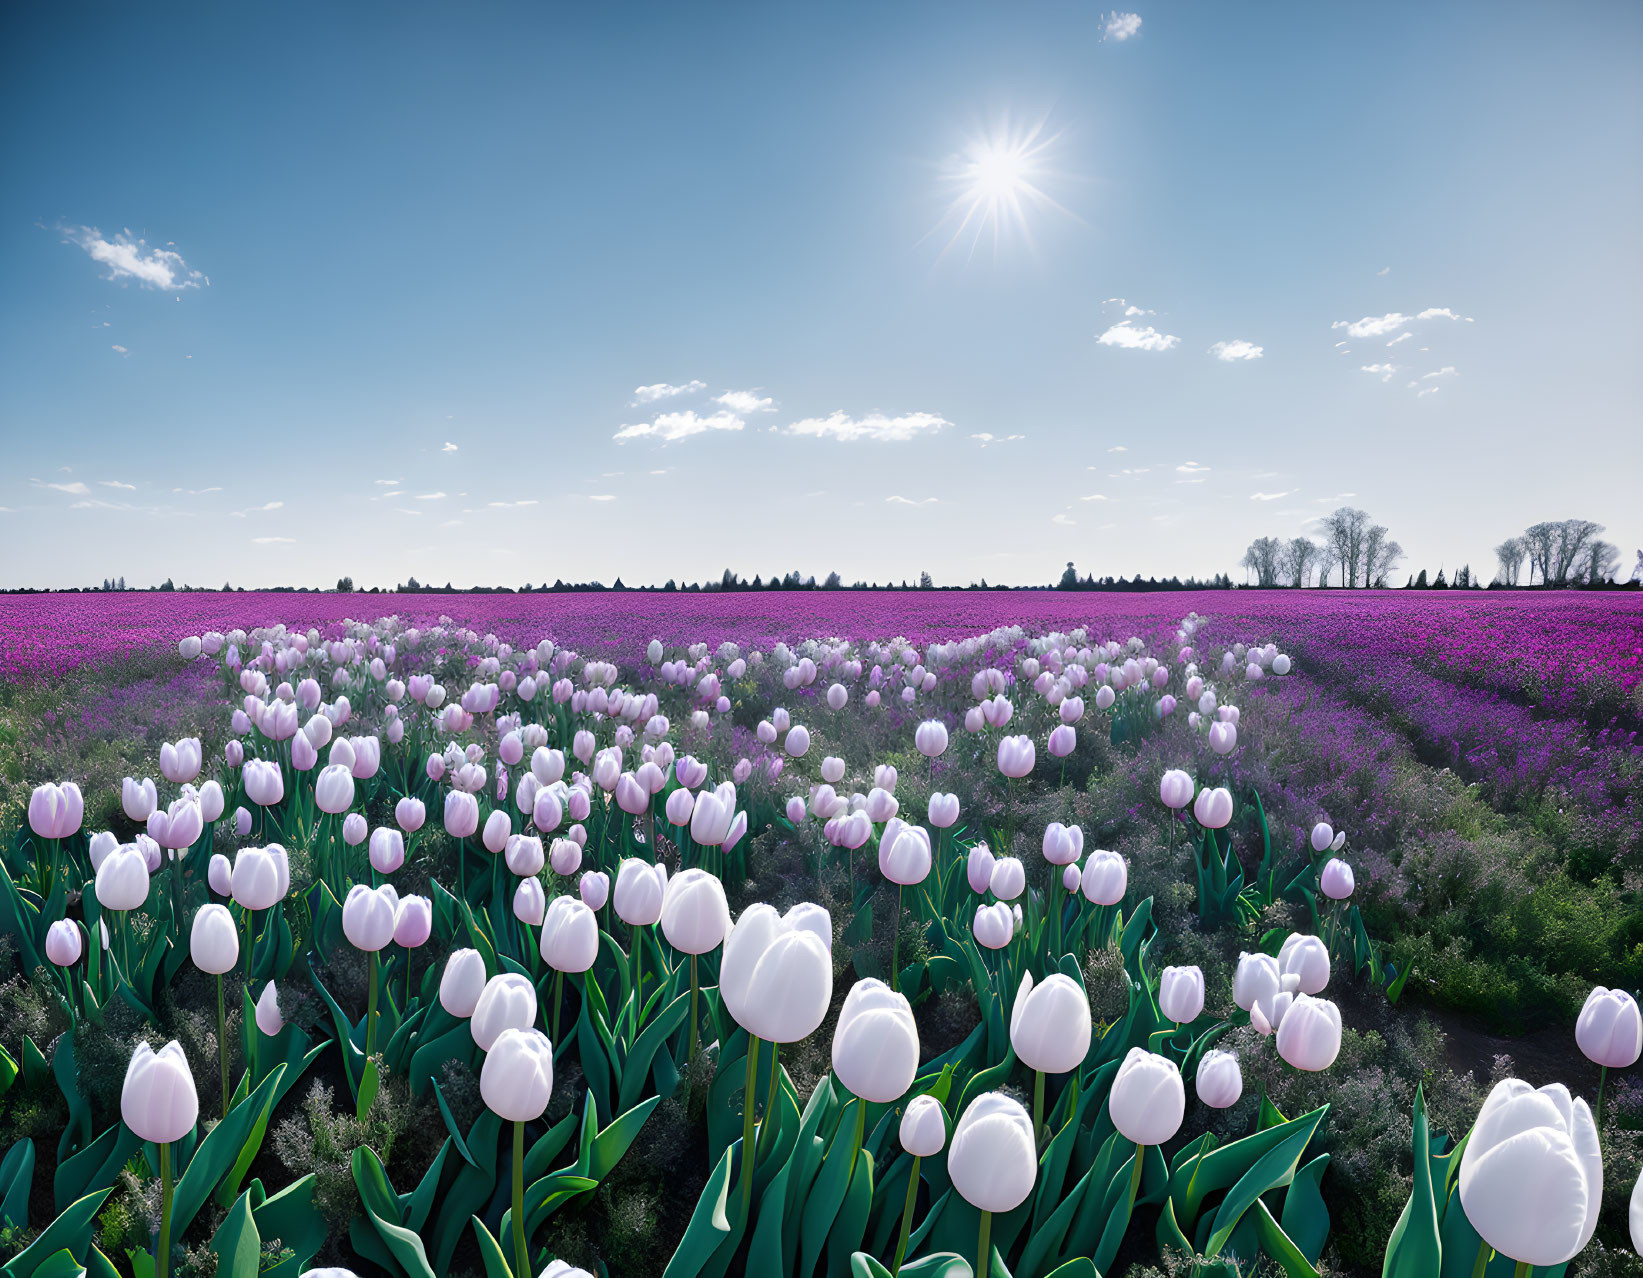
top-left (1359, 363), bottom-right (1397, 383)
top-left (230, 500), bottom-right (284, 518)
top-left (441, 441), bottom-right (459, 453)
top-left (713, 389), bottom-right (775, 414)
top-left (1377, 266), bottom-right (1391, 276)
top-left (885, 495), bottom-right (939, 506)
top-left (63, 226), bottom-right (207, 291)
top-left (1080, 493), bottom-right (1109, 502)
top-left (1386, 332), bottom-right (1413, 347)
top-left (970, 433), bottom-right (1025, 446)
top-left (415, 491), bottom-right (447, 500)
top-left (1423, 366), bottom-right (1457, 379)
top-left (1210, 339), bottom-right (1263, 362)
top-left (1175, 461), bottom-right (1210, 475)
top-left (374, 478), bottom-right (401, 486)
top-left (172, 486), bottom-right (223, 495)
top-left (615, 408), bottom-right (744, 443)
top-left (34, 479), bottom-right (91, 496)
top-left (1107, 445), bottom-right (1127, 453)
top-left (587, 494), bottom-right (617, 502)
top-left (1097, 321), bottom-right (1179, 352)
top-left (633, 380), bottom-right (706, 405)
top-left (98, 479), bottom-right (135, 490)
top-left (1418, 386), bottom-right (1442, 399)
top-left (1250, 490), bottom-right (1292, 502)
top-left (484, 499), bottom-right (541, 509)
top-left (1332, 307), bottom-right (1472, 339)
top-left (1103, 11), bottom-right (1142, 41)
top-left (785, 411), bottom-right (951, 443)
top-left (250, 536), bottom-right (294, 545)
top-left (1052, 513), bottom-right (1076, 526)
top-left (111, 344), bottom-right (128, 355)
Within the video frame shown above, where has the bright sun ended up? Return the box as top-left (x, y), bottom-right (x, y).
top-left (931, 116), bottom-right (1072, 260)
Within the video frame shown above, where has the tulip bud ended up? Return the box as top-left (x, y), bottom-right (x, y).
top-left (1275, 995), bottom-right (1342, 1071)
top-left (480, 1027), bottom-right (555, 1122)
top-left (440, 948), bottom-right (487, 1018)
top-left (832, 978), bottom-right (919, 1103)
top-left (395, 895), bottom-right (433, 948)
top-left (1319, 858), bottom-right (1355, 901)
top-left (342, 883), bottom-right (400, 952)
top-left (900, 1094), bottom-right (948, 1157)
top-left (1109, 1048), bottom-right (1185, 1145)
top-left (121, 1041), bottom-right (198, 1144)
top-left (720, 902), bottom-right (833, 1043)
top-left (190, 903), bottom-right (240, 974)
top-left (948, 1093), bottom-right (1037, 1213)
top-left (95, 844), bottom-right (150, 912)
top-left (661, 869), bottom-right (730, 955)
top-left (255, 981), bottom-right (284, 1036)
top-left (878, 820), bottom-right (932, 885)
top-left (972, 901), bottom-right (1013, 950)
top-left (1158, 965), bottom-right (1206, 1024)
top-left (988, 856), bottom-right (1025, 901)
top-left (966, 845), bottom-right (996, 895)
top-left (579, 871), bottom-right (610, 911)
top-left (1278, 933), bottom-right (1330, 995)
top-left (1576, 986), bottom-right (1643, 1069)
top-left (614, 859), bottom-right (667, 927)
top-left (471, 973), bottom-right (538, 1051)
top-left (46, 918), bottom-right (82, 966)
top-left (540, 896), bottom-right (599, 973)
top-left (1192, 786), bottom-right (1234, 830)
top-left (1010, 972), bottom-right (1092, 1074)
top-left (1196, 1049), bottom-right (1243, 1109)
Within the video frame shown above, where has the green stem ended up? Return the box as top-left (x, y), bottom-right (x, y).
top-left (1125, 1140), bottom-right (1144, 1217)
top-left (891, 1153), bottom-right (921, 1277)
top-left (1514, 1263), bottom-right (1531, 1278)
top-left (513, 1119), bottom-right (529, 1278)
top-left (757, 1041), bottom-right (781, 1161)
top-left (1470, 1239), bottom-right (1492, 1278)
top-left (890, 883), bottom-right (902, 991)
top-left (976, 1209), bottom-right (992, 1278)
top-left (1597, 1064), bottom-right (1608, 1133)
top-left (551, 969), bottom-right (564, 1045)
top-left (629, 929), bottom-right (643, 1042)
top-left (738, 1035), bottom-right (762, 1226)
top-left (217, 974), bottom-right (230, 1117)
top-left (688, 954), bottom-right (699, 1065)
top-left (366, 951), bottom-right (379, 1059)
top-left (1033, 1069), bottom-right (1046, 1147)
top-left (158, 1140), bottom-right (173, 1278)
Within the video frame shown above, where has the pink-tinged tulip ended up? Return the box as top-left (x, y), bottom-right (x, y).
top-left (46, 919), bottom-right (82, 966)
top-left (1196, 1049), bottom-right (1243, 1109)
top-left (915, 719), bottom-right (949, 758)
top-left (349, 736), bottom-right (381, 779)
top-left (231, 847), bottom-right (283, 911)
top-left (1047, 724), bottom-right (1076, 757)
top-left (342, 813), bottom-right (367, 846)
top-left (514, 877), bottom-right (546, 926)
top-left (826, 682), bottom-right (848, 710)
top-left (1310, 822), bottom-right (1335, 853)
top-left (784, 725), bottom-right (811, 757)
top-left (665, 787), bottom-right (695, 827)
top-left (88, 829), bottom-right (117, 871)
top-left (472, 973), bottom-right (538, 1051)
top-left (966, 845), bottom-right (996, 895)
top-left (1234, 950), bottom-right (1283, 1011)
top-left (1576, 987), bottom-right (1643, 1069)
top-left (1159, 769), bottom-right (1194, 810)
top-left (661, 869), bottom-right (730, 954)
top-left (1207, 721), bottom-right (1238, 755)
top-left (1192, 786), bottom-right (1233, 829)
top-left (1319, 859), bottom-right (1355, 900)
top-left (122, 777), bottom-right (158, 823)
top-left (1081, 850), bottom-right (1127, 906)
top-left (395, 895), bottom-right (433, 948)
top-left (342, 883), bottom-right (399, 952)
top-left (879, 820), bottom-right (932, 885)
top-left (1459, 1079), bottom-right (1602, 1267)
top-left (988, 857), bottom-right (1025, 901)
top-left (900, 1094), bottom-right (948, 1156)
top-left (122, 1040), bottom-right (198, 1144)
top-left (615, 771), bottom-right (648, 816)
top-left (313, 765), bottom-right (355, 815)
top-left (440, 948), bottom-right (487, 1018)
top-left (1110, 1048), bottom-right (1185, 1145)
top-left (505, 833), bottom-right (544, 877)
top-left (29, 781), bottom-right (84, 840)
top-left (1010, 971), bottom-right (1092, 1074)
top-left (541, 896), bottom-right (599, 972)
top-left (866, 786), bottom-right (898, 823)
top-left (720, 902), bottom-right (833, 1043)
top-left (1042, 822), bottom-right (1083, 866)
top-left (96, 844), bottom-right (150, 912)
top-left (545, 836), bottom-right (579, 877)
top-left (927, 792), bottom-right (960, 829)
top-left (190, 904), bottom-right (239, 974)
top-left (1158, 965), bottom-right (1206, 1024)
top-left (996, 735), bottom-right (1035, 779)
top-left (1276, 994), bottom-right (1341, 1071)
top-left (255, 981), bottom-right (284, 1035)
top-left (973, 902), bottom-right (1013, 950)
top-left (481, 1027), bottom-right (554, 1122)
top-left (208, 852), bottom-right (232, 896)
top-left (291, 731), bottom-right (319, 772)
top-left (160, 738), bottom-right (202, 785)
top-left (614, 858), bottom-right (667, 927)
top-left (949, 1093), bottom-right (1037, 1213)
top-left (480, 809), bottom-right (509, 855)
top-left (444, 791), bottom-right (480, 840)
top-left (690, 783), bottom-right (737, 845)
top-left (832, 978), bottom-right (919, 1103)
top-left (370, 827), bottom-right (406, 875)
top-left (580, 871), bottom-right (610, 911)
top-left (243, 760), bottom-right (284, 807)
top-left (1278, 933), bottom-right (1330, 995)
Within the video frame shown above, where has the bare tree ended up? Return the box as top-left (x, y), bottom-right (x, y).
top-left (1278, 537), bottom-right (1321, 587)
top-left (1241, 537), bottom-right (1284, 587)
top-left (1493, 537), bottom-right (1526, 586)
top-left (1581, 539), bottom-right (1619, 585)
top-left (1322, 507), bottom-right (1374, 586)
top-left (1367, 532), bottom-right (1404, 587)
top-left (1518, 520), bottom-right (1606, 586)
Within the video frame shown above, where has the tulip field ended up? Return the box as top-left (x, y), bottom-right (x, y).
top-left (0, 591), bottom-right (1640, 1278)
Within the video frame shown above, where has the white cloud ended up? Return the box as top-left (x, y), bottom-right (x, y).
top-left (1176, 461), bottom-right (1210, 474)
top-left (970, 433), bottom-right (1025, 446)
top-left (1333, 307), bottom-right (1471, 339)
top-left (1386, 332), bottom-right (1413, 347)
top-left (415, 491), bottom-right (447, 500)
top-left (1416, 307), bottom-right (1471, 322)
top-left (98, 479), bottom-right (135, 490)
top-left (1052, 513), bottom-right (1076, 526)
top-left (111, 344), bottom-right (128, 354)
top-left (713, 389), bottom-right (775, 414)
top-left (784, 411), bottom-right (951, 443)
top-left (1418, 386), bottom-right (1441, 399)
top-left (1097, 321), bottom-right (1179, 352)
top-left (374, 478), bottom-right (401, 486)
top-left (35, 479), bottom-right (91, 496)
top-left (1377, 266), bottom-right (1391, 276)
top-left (1104, 11), bottom-right (1143, 40)
top-left (1210, 339), bottom-right (1264, 362)
top-left (614, 409), bottom-right (745, 443)
top-left (250, 536), bottom-right (294, 545)
top-left (1080, 493), bottom-right (1109, 502)
top-left (65, 226), bottom-right (206, 291)
top-left (1250, 490), bottom-right (1292, 502)
top-left (1107, 445), bottom-right (1127, 453)
top-left (885, 495), bottom-right (938, 506)
top-left (230, 500), bottom-right (284, 517)
top-left (172, 486), bottom-right (222, 494)
top-left (393, 508), bottom-right (423, 516)
top-left (633, 380), bottom-right (706, 405)
top-left (441, 441), bottom-right (459, 453)
top-left (587, 494), bottom-right (617, 502)
top-left (1422, 366), bottom-right (1457, 379)
top-left (485, 499), bottom-right (540, 508)
top-left (1360, 363), bottom-right (1397, 383)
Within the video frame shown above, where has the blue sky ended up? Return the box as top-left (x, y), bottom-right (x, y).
top-left (2, 1), bottom-right (1639, 588)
